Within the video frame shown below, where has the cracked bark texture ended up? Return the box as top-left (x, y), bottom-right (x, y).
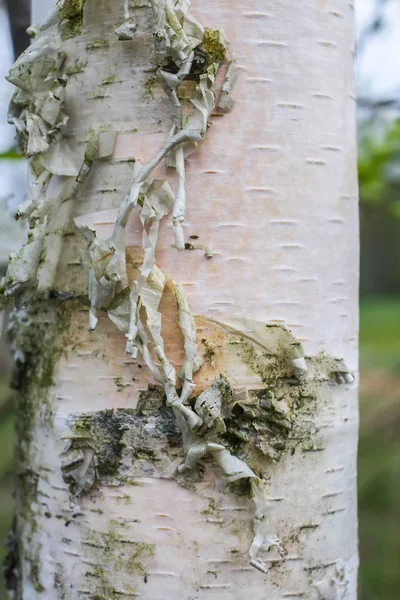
top-left (9, 0), bottom-right (359, 598)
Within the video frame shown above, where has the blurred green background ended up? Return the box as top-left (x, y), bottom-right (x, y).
top-left (1, 1), bottom-right (400, 599)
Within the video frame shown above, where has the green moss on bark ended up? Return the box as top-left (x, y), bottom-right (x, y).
top-left (81, 525), bottom-right (155, 596)
top-left (62, 391), bottom-right (182, 493)
top-left (202, 28), bottom-right (227, 64)
top-left (59, 0), bottom-right (86, 40)
top-left (5, 297), bottom-right (88, 596)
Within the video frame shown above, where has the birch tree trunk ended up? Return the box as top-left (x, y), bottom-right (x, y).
top-left (4, 0), bottom-right (359, 598)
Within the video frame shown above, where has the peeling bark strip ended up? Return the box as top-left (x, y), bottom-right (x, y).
top-left (2, 0), bottom-right (359, 598)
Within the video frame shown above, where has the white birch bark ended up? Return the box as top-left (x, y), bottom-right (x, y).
top-left (4, 0), bottom-right (359, 598)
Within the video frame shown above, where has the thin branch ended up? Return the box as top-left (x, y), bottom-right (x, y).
top-left (357, 0), bottom-right (389, 58)
top-left (358, 97), bottom-right (400, 110)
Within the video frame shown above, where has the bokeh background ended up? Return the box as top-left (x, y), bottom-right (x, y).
top-left (0, 1), bottom-right (399, 598)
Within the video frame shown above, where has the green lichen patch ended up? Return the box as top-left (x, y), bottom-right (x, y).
top-left (201, 338), bottom-right (216, 368)
top-left (225, 388), bottom-right (293, 462)
top-left (308, 351), bottom-right (355, 385)
top-left (53, 561), bottom-right (68, 596)
top-left (143, 76), bottom-right (159, 100)
top-left (4, 298), bottom-right (89, 595)
top-left (186, 318), bottom-right (353, 470)
top-left (136, 384), bottom-right (165, 416)
top-left (7, 299), bottom-right (84, 454)
top-left (101, 76), bottom-right (122, 86)
top-left (201, 497), bottom-right (219, 517)
top-left (15, 470), bottom-right (45, 594)
top-left (59, 0), bottom-right (85, 19)
top-left (160, 27), bottom-right (227, 85)
top-left (230, 386), bottom-right (312, 463)
top-left (59, 0), bottom-right (87, 40)
top-left (65, 60), bottom-right (87, 75)
top-left (234, 336), bottom-right (292, 387)
top-left (114, 376), bottom-right (128, 392)
top-left (86, 39), bottom-right (110, 50)
top-left (30, 546), bottom-right (45, 592)
top-left (82, 527), bottom-right (155, 595)
top-left (60, 15), bottom-right (84, 40)
top-left (202, 28), bottom-right (227, 64)
top-left (189, 374), bottom-right (298, 466)
top-left (89, 93), bottom-right (108, 100)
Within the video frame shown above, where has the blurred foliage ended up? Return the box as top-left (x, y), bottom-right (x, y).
top-left (0, 149), bottom-right (22, 161)
top-left (356, 127), bottom-right (400, 600)
top-left (358, 298), bottom-right (400, 600)
top-left (359, 297), bottom-right (400, 371)
top-left (359, 119), bottom-right (400, 219)
top-left (359, 119), bottom-right (400, 295)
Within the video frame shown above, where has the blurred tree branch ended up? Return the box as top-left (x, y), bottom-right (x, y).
top-left (358, 97), bottom-right (400, 110)
top-left (357, 0), bottom-right (390, 58)
top-left (357, 1), bottom-right (400, 115)
top-left (5, 0), bottom-right (31, 58)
